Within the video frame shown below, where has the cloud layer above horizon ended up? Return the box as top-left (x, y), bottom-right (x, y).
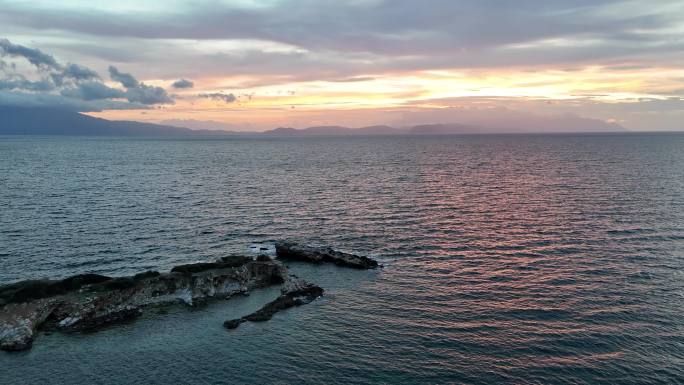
top-left (1, 0), bottom-right (683, 130)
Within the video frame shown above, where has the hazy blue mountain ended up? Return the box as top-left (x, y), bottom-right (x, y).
top-left (408, 123), bottom-right (491, 134)
top-left (262, 121), bottom-right (625, 136)
top-left (263, 127), bottom-right (300, 135)
top-left (0, 106), bottom-right (231, 136)
top-left (262, 126), bottom-right (395, 135)
top-left (262, 125), bottom-right (401, 136)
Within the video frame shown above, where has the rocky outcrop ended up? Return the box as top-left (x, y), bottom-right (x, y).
top-left (0, 257), bottom-right (287, 351)
top-left (1, 243), bottom-right (375, 351)
top-left (275, 241), bottom-right (379, 269)
top-left (224, 275), bottom-right (323, 330)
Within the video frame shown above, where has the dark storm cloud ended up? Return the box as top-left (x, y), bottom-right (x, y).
top-left (172, 79), bottom-right (194, 89)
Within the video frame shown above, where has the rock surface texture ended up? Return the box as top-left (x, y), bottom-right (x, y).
top-left (0, 257), bottom-right (286, 351)
top-left (275, 241), bottom-right (379, 269)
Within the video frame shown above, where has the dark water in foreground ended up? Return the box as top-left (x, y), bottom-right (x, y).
top-left (1, 134), bottom-right (684, 384)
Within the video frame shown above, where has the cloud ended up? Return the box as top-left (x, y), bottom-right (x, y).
top-left (0, 90), bottom-right (148, 111)
top-left (50, 63), bottom-right (100, 86)
top-left (62, 63), bottom-right (99, 80)
top-left (0, 75), bottom-right (53, 92)
top-left (199, 92), bottom-right (237, 103)
top-left (108, 65), bottom-right (139, 88)
top-left (58, 78), bottom-right (173, 105)
top-left (60, 81), bottom-right (124, 101)
top-left (172, 79), bottom-right (193, 88)
top-left (0, 38), bottom-right (59, 69)
top-left (0, 39), bottom-right (174, 111)
top-left (329, 76), bottom-right (376, 83)
top-left (124, 83), bottom-right (174, 104)
top-left (2, 1), bottom-right (682, 92)
top-left (1, 1), bottom-right (681, 60)
top-left (107, 65), bottom-right (173, 104)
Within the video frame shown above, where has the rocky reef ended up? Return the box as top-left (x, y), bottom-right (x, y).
top-left (275, 241), bottom-right (379, 269)
top-left (224, 276), bottom-right (323, 330)
top-left (0, 256), bottom-right (286, 351)
top-left (0, 243), bottom-right (378, 352)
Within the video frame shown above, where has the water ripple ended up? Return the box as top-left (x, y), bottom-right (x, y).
top-left (1, 134), bottom-right (683, 384)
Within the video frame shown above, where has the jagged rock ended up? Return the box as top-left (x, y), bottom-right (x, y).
top-left (0, 257), bottom-right (288, 351)
top-left (0, 322), bottom-right (34, 351)
top-left (275, 241), bottom-right (379, 269)
top-left (0, 299), bottom-right (57, 351)
top-left (224, 275), bottom-right (323, 330)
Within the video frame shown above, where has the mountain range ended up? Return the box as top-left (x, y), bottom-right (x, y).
top-left (0, 106), bottom-right (626, 136)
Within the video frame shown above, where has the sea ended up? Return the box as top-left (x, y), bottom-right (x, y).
top-left (1, 133), bottom-right (683, 384)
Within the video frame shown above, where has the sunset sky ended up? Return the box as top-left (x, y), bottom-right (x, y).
top-left (1, 0), bottom-right (683, 131)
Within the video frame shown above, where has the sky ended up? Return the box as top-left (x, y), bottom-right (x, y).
top-left (1, 0), bottom-right (683, 131)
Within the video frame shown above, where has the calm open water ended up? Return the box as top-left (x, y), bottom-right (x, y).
top-left (1, 134), bottom-right (684, 384)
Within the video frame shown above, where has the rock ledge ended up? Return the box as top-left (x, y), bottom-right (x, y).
top-left (275, 241), bottom-right (379, 269)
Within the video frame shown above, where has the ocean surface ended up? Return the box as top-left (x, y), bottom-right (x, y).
top-left (1, 133), bottom-right (684, 384)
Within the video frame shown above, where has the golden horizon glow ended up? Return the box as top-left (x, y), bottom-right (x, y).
top-left (89, 64), bottom-right (684, 130)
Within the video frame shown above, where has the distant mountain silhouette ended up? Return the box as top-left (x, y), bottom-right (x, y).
top-left (261, 124), bottom-right (496, 136)
top-left (0, 106), bottom-right (626, 136)
top-left (261, 121), bottom-right (624, 136)
top-left (0, 106), bottom-right (230, 136)
top-left (262, 125), bottom-right (398, 136)
top-left (264, 127), bottom-right (300, 135)
top-left (408, 123), bottom-right (493, 134)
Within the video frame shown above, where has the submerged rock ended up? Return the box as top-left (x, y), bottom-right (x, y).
top-left (275, 241), bottom-right (379, 269)
top-left (224, 276), bottom-right (323, 330)
top-left (222, 318), bottom-right (243, 329)
top-left (0, 257), bottom-right (287, 351)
